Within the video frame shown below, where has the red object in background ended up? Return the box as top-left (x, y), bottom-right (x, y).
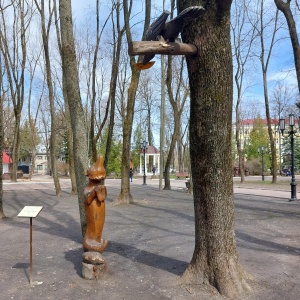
top-left (2, 151), bottom-right (12, 163)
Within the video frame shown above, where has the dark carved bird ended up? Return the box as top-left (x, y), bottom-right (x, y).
top-left (135, 6), bottom-right (205, 70)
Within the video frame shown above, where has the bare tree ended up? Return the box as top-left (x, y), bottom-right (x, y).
top-left (271, 81), bottom-right (294, 119)
top-left (89, 0), bottom-right (113, 163)
top-left (114, 0), bottom-right (150, 204)
top-left (26, 46), bottom-right (43, 179)
top-left (136, 70), bottom-right (160, 169)
top-left (178, 0), bottom-right (250, 297)
top-left (104, 1), bottom-right (125, 171)
top-left (232, 0), bottom-right (256, 182)
top-left (0, 1), bottom-right (32, 182)
top-left (59, 0), bottom-right (89, 235)
top-left (34, 0), bottom-right (62, 195)
top-left (271, 81), bottom-right (294, 172)
top-left (274, 0), bottom-right (300, 98)
top-left (252, 0), bottom-right (281, 183)
top-left (164, 56), bottom-right (189, 190)
top-left (53, 0), bottom-right (76, 194)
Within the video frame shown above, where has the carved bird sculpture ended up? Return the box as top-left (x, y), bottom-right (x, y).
top-left (135, 6), bottom-right (205, 70)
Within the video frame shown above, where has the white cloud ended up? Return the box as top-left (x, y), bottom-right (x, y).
top-left (268, 68), bottom-right (297, 87)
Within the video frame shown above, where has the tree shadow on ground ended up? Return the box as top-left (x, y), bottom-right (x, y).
top-left (65, 241), bottom-right (188, 277)
top-left (236, 231), bottom-right (300, 255)
top-left (106, 240), bottom-right (188, 276)
top-left (64, 247), bottom-right (83, 276)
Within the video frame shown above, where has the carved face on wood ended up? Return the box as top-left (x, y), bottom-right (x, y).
top-left (85, 155), bottom-right (106, 180)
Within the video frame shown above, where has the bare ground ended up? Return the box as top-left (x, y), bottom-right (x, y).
top-left (0, 177), bottom-right (299, 299)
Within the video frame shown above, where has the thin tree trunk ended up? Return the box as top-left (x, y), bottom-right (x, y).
top-left (63, 83), bottom-right (77, 194)
top-left (258, 4), bottom-right (279, 183)
top-left (164, 56), bottom-right (188, 190)
top-left (114, 0), bottom-right (150, 204)
top-left (104, 1), bottom-right (124, 170)
top-left (0, 2), bottom-right (27, 182)
top-left (35, 0), bottom-right (61, 195)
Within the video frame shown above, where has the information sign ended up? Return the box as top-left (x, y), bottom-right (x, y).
top-left (17, 206), bottom-right (43, 218)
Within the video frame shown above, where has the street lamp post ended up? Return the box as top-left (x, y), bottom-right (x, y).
top-left (274, 124), bottom-right (282, 176)
top-left (258, 146), bottom-right (265, 181)
top-left (280, 114), bottom-right (300, 201)
top-left (140, 140), bottom-right (148, 185)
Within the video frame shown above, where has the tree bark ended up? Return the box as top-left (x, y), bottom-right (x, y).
top-left (53, 0), bottom-right (76, 194)
top-left (178, 1), bottom-right (250, 298)
top-left (59, 0), bottom-right (89, 235)
top-left (0, 79), bottom-right (4, 218)
top-left (63, 81), bottom-right (77, 194)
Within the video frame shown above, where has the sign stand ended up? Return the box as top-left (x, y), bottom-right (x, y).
top-left (18, 206), bottom-right (43, 286)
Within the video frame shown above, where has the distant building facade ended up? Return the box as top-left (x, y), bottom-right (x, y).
top-left (232, 117), bottom-right (298, 166)
top-left (35, 145), bottom-right (48, 174)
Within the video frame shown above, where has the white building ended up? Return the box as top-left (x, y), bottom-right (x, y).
top-left (139, 145), bottom-right (160, 175)
top-left (35, 145), bottom-right (48, 174)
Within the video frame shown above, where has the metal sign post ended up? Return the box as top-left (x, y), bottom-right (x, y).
top-left (18, 206), bottom-right (43, 286)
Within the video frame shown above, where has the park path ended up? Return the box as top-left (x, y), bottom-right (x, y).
top-left (3, 175), bottom-right (300, 201)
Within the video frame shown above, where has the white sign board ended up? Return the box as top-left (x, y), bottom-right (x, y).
top-left (18, 206), bottom-right (43, 218)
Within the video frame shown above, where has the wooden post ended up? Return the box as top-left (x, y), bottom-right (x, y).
top-left (128, 41), bottom-right (197, 57)
top-left (17, 206), bottom-right (43, 286)
top-left (30, 217), bottom-right (33, 285)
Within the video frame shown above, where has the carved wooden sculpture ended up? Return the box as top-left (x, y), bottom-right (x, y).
top-left (132, 6), bottom-right (204, 70)
top-left (83, 155), bottom-right (108, 253)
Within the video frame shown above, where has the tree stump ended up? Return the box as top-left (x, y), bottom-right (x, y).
top-left (82, 251), bottom-right (107, 280)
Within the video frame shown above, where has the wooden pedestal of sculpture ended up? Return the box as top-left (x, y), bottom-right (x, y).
top-left (82, 155), bottom-right (108, 280)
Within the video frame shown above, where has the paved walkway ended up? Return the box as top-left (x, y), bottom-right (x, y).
top-left (1, 176), bottom-right (300, 299)
top-left (3, 175), bottom-right (299, 200)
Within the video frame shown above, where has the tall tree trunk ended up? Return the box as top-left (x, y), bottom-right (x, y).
top-left (235, 112), bottom-right (245, 181)
top-left (258, 4), bottom-right (279, 183)
top-left (147, 102), bottom-right (153, 171)
top-left (177, 130), bottom-right (184, 172)
top-left (0, 77), bottom-right (4, 218)
top-left (164, 56), bottom-right (188, 190)
top-left (53, 0), bottom-right (76, 194)
top-left (104, 1), bottom-right (125, 171)
top-left (59, 0), bottom-right (89, 235)
top-left (35, 0), bottom-right (62, 195)
top-left (263, 70), bottom-right (277, 182)
top-left (115, 68), bottom-right (139, 204)
top-left (178, 1), bottom-right (250, 298)
top-left (90, 0), bottom-right (111, 163)
top-left (63, 81), bottom-right (77, 194)
top-left (232, 0), bottom-right (256, 183)
top-left (11, 117), bottom-right (21, 182)
top-left (0, 1), bottom-right (28, 182)
top-left (114, 0), bottom-right (150, 204)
